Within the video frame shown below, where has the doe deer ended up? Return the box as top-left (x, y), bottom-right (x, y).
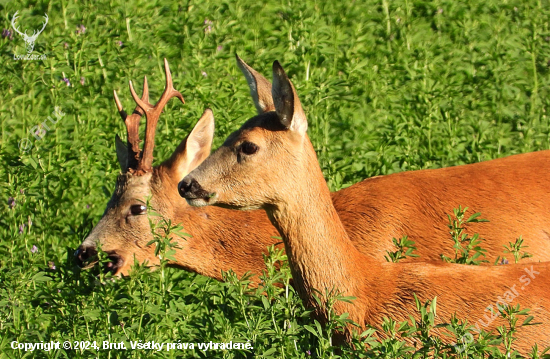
top-left (78, 57), bottom-right (550, 279)
top-left (179, 60), bottom-right (550, 352)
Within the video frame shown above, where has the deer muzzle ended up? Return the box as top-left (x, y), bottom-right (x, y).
top-left (74, 245), bottom-right (124, 274)
top-left (178, 176), bottom-right (217, 207)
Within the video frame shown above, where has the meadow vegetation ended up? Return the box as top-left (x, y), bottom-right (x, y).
top-left (1, 0), bottom-right (549, 357)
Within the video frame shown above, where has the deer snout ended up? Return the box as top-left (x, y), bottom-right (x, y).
top-left (178, 176), bottom-right (217, 206)
top-left (178, 176), bottom-right (208, 199)
top-left (74, 245), bottom-right (98, 267)
top-left (178, 176), bottom-right (194, 198)
top-left (75, 246), bottom-right (124, 274)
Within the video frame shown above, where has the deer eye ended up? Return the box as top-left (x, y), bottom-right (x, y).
top-left (129, 204), bottom-right (147, 216)
top-left (240, 141), bottom-right (259, 155)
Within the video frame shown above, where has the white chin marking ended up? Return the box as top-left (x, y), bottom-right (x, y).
top-left (186, 198), bottom-right (211, 207)
top-left (239, 205), bottom-right (261, 211)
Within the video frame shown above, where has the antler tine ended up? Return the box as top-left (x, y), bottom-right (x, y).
top-left (129, 80), bottom-right (152, 114)
top-left (113, 90), bottom-right (127, 120)
top-left (114, 77), bottom-right (151, 170)
top-left (130, 58), bottom-right (185, 174)
top-left (141, 76), bottom-right (150, 109)
top-left (159, 58), bottom-right (186, 106)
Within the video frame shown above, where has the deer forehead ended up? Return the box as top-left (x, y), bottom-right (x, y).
top-left (230, 128), bottom-right (270, 148)
top-left (226, 112), bottom-right (289, 148)
top-left (110, 172), bottom-right (154, 208)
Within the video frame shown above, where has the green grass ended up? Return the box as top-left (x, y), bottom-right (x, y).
top-left (1, 0), bottom-right (549, 357)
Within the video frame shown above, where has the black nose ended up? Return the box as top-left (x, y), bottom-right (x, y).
top-left (178, 176), bottom-right (194, 198)
top-left (179, 176), bottom-right (215, 202)
top-left (104, 254), bottom-right (123, 274)
top-left (74, 245), bottom-right (98, 267)
top-left (179, 176), bottom-right (211, 199)
top-left (75, 246), bottom-right (123, 274)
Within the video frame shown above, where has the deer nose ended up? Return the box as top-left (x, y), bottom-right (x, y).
top-left (179, 176), bottom-right (217, 204)
top-left (179, 176), bottom-right (198, 198)
top-left (74, 245), bottom-right (97, 267)
top-left (104, 254), bottom-right (123, 275)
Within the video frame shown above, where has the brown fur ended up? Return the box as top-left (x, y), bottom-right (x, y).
top-left (179, 61), bottom-right (550, 352)
top-left (338, 149), bottom-right (550, 263)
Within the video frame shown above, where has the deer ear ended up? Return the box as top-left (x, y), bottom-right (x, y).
top-left (236, 54), bottom-right (275, 114)
top-left (163, 109), bottom-right (215, 181)
top-left (115, 134), bottom-right (129, 172)
top-left (272, 61), bottom-right (308, 136)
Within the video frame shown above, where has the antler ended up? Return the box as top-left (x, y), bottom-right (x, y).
top-left (11, 11), bottom-right (26, 37)
top-left (129, 58), bottom-right (185, 174)
top-left (113, 77), bottom-right (150, 170)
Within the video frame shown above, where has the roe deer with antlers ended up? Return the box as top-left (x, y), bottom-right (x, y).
top-left (179, 60), bottom-right (550, 352)
top-left (78, 57), bottom-right (550, 281)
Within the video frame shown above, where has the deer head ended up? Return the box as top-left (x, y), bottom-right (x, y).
top-left (75, 60), bottom-right (214, 274)
top-left (11, 11), bottom-right (48, 54)
top-left (178, 59), bottom-right (309, 211)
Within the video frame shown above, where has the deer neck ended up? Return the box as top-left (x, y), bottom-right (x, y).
top-left (158, 169), bottom-right (276, 281)
top-left (176, 206), bottom-right (278, 282)
top-left (265, 141), bottom-right (390, 315)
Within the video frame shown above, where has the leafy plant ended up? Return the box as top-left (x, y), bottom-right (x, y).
top-left (497, 236), bottom-right (533, 264)
top-left (495, 304), bottom-right (537, 358)
top-left (441, 206), bottom-right (489, 265)
top-left (384, 236), bottom-right (419, 263)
